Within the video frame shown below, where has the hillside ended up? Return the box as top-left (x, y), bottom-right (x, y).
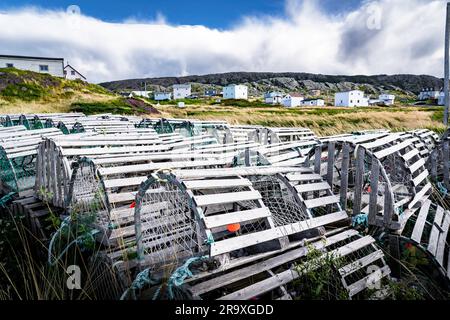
top-left (99, 72), bottom-right (444, 97)
top-left (0, 68), bottom-right (158, 115)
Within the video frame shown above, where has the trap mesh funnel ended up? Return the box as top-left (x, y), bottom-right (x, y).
top-left (67, 158), bottom-right (110, 234)
top-left (135, 175), bottom-right (204, 275)
top-left (248, 174), bottom-right (309, 226)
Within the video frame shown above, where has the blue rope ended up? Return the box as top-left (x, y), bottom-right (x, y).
top-left (0, 192), bottom-right (16, 208)
top-left (352, 213), bottom-right (368, 228)
top-left (47, 216), bottom-right (99, 265)
top-left (437, 181), bottom-right (448, 197)
top-left (167, 256), bottom-right (208, 299)
top-left (120, 268), bottom-right (160, 300)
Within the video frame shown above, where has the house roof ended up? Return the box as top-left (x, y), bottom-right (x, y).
top-left (302, 98), bottom-right (324, 102)
top-left (64, 64), bottom-right (86, 80)
top-left (0, 54), bottom-right (64, 61)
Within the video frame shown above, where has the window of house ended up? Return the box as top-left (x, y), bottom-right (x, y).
top-left (350, 100), bottom-right (353, 103)
top-left (6, 63), bottom-right (14, 68)
top-left (357, 100), bottom-right (360, 103)
top-left (39, 65), bottom-right (49, 72)
top-left (71, 70), bottom-right (76, 75)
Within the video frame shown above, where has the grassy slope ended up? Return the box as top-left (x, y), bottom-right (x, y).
top-left (0, 67), bottom-right (116, 114)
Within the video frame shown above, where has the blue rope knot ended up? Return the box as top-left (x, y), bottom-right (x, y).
top-left (120, 268), bottom-right (160, 300)
top-left (437, 181), bottom-right (448, 197)
top-left (0, 192), bottom-right (16, 208)
top-left (352, 213), bottom-right (368, 228)
top-left (167, 255), bottom-right (208, 299)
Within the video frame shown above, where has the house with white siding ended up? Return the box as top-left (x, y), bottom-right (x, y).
top-left (0, 54), bottom-right (64, 77)
top-left (128, 91), bottom-right (152, 98)
top-left (173, 84), bottom-right (191, 99)
top-left (379, 93), bottom-right (395, 105)
top-left (281, 94), bottom-right (304, 108)
top-left (418, 88), bottom-right (440, 100)
top-left (334, 90), bottom-right (369, 107)
top-left (438, 91), bottom-right (446, 105)
top-left (301, 98), bottom-right (325, 107)
top-left (223, 84), bottom-right (248, 100)
top-left (154, 92), bottom-right (172, 101)
top-left (264, 92), bottom-right (283, 105)
top-left (64, 64), bottom-right (86, 81)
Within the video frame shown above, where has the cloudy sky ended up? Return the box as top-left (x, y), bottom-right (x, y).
top-left (0, 0), bottom-right (447, 83)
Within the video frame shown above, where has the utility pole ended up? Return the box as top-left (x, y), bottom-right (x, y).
top-left (444, 2), bottom-right (450, 126)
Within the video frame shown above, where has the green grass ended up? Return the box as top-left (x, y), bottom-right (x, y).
top-left (0, 67), bottom-right (113, 103)
top-left (70, 98), bottom-right (146, 115)
top-left (1, 83), bottom-right (49, 102)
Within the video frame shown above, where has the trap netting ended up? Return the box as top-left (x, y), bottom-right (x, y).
top-left (135, 176), bottom-right (204, 275)
top-left (0, 146), bottom-right (36, 193)
top-left (68, 158), bottom-right (110, 234)
top-left (249, 174), bottom-right (309, 226)
top-left (233, 149), bottom-right (271, 167)
top-left (84, 253), bottom-right (129, 300)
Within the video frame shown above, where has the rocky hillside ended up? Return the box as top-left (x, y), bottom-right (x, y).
top-left (100, 72), bottom-right (444, 97)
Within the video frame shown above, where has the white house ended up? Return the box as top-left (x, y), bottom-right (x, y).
top-left (418, 88), bottom-right (441, 100)
top-left (379, 93), bottom-right (395, 105)
top-left (301, 99), bottom-right (325, 107)
top-left (0, 54), bottom-right (64, 77)
top-left (438, 91), bottom-right (446, 105)
top-left (282, 94), bottom-right (304, 108)
top-left (63, 64), bottom-right (86, 81)
top-left (334, 90), bottom-right (369, 107)
top-left (223, 84), bottom-right (248, 100)
top-left (128, 91), bottom-right (152, 98)
top-left (173, 84), bottom-right (191, 100)
top-left (264, 92), bottom-right (283, 105)
top-left (154, 92), bottom-right (172, 101)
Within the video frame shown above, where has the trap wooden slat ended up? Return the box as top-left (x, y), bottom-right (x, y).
top-left (412, 169), bottom-right (429, 187)
top-left (183, 178), bottom-right (252, 190)
top-left (193, 190), bottom-right (262, 207)
top-left (435, 211), bottom-right (450, 265)
top-left (285, 173), bottom-right (322, 182)
top-left (304, 195), bottom-right (340, 209)
top-left (295, 182), bottom-right (330, 193)
top-left (210, 228), bottom-right (283, 257)
top-left (428, 206), bottom-right (445, 256)
top-left (338, 249), bottom-right (385, 278)
top-left (408, 183), bottom-right (431, 209)
top-left (408, 158), bottom-right (426, 174)
top-left (99, 159), bottom-right (228, 176)
top-left (411, 199), bottom-right (431, 243)
top-left (402, 148), bottom-right (419, 162)
top-left (203, 208), bottom-right (271, 229)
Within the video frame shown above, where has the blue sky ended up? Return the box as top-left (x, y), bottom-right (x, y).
top-left (0, 0), bottom-right (363, 28)
top-left (0, 0), bottom-right (446, 82)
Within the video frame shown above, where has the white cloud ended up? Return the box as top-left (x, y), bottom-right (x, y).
top-left (0, 0), bottom-right (447, 83)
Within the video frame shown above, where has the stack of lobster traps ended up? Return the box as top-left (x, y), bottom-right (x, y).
top-left (2, 112), bottom-right (450, 300)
